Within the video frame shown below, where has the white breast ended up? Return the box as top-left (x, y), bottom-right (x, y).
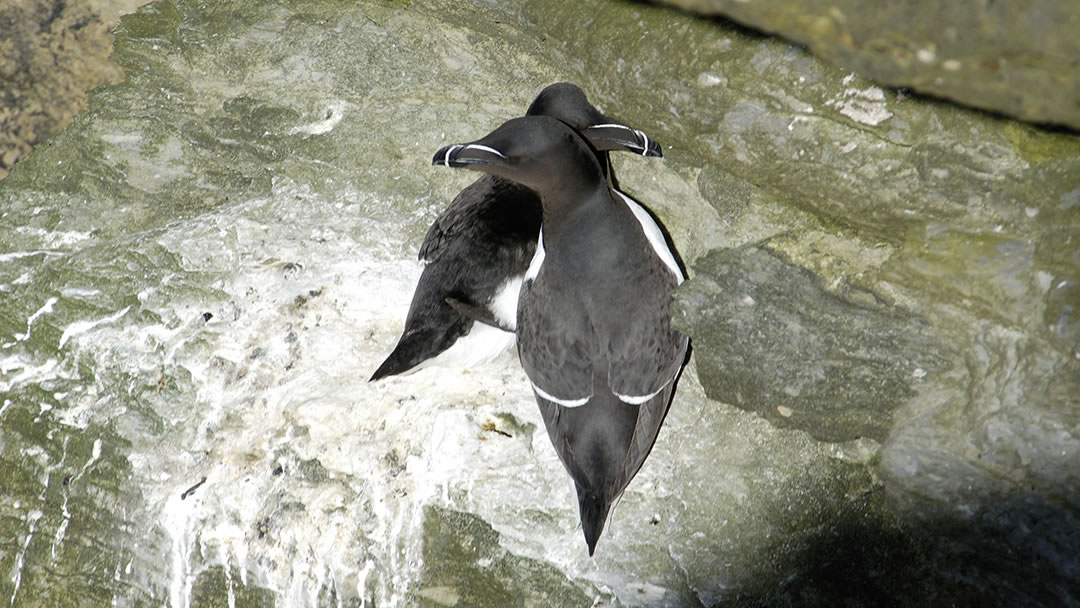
top-left (489, 275), bottom-right (522, 331)
top-left (404, 322), bottom-right (516, 375)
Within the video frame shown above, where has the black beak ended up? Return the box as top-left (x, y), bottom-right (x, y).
top-left (581, 123), bottom-right (663, 158)
top-left (432, 143), bottom-right (511, 168)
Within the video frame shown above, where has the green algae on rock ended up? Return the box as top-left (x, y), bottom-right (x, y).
top-left (0, 0), bottom-right (1078, 605)
top-left (417, 506), bottom-right (596, 608)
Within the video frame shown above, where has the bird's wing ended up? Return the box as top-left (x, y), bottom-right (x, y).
top-left (605, 312), bottom-right (688, 403)
top-left (418, 176), bottom-right (536, 264)
top-left (444, 296), bottom-right (514, 332)
top-left (517, 278), bottom-right (597, 406)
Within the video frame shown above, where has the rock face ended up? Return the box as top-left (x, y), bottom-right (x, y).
top-left (652, 0), bottom-right (1080, 131)
top-left (0, 0), bottom-right (1077, 606)
top-left (0, 0), bottom-right (146, 179)
top-left (674, 245), bottom-right (949, 442)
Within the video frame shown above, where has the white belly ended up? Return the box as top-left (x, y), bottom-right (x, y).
top-left (409, 321), bottom-right (516, 373)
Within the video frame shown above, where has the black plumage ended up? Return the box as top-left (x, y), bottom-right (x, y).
top-left (370, 83), bottom-right (661, 381)
top-left (432, 115), bottom-right (689, 555)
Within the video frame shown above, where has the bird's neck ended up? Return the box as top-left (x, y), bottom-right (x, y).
top-left (540, 181), bottom-right (609, 230)
top-left (541, 188), bottom-right (642, 282)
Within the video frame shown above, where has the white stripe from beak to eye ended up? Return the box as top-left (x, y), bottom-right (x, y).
top-left (585, 123), bottom-right (650, 154)
top-left (443, 145), bottom-right (462, 168)
top-left (463, 144), bottom-right (508, 159)
top-left (532, 382), bottom-right (591, 408)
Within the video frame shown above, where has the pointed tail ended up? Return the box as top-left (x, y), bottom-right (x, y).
top-left (576, 486), bottom-right (613, 556)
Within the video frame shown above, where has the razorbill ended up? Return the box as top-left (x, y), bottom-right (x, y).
top-left (432, 115), bottom-right (689, 555)
top-left (370, 83), bottom-right (662, 381)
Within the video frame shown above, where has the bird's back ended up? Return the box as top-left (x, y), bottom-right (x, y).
top-left (370, 176), bottom-right (540, 380)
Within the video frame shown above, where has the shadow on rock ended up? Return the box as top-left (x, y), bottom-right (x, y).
top-left (724, 488), bottom-right (1079, 607)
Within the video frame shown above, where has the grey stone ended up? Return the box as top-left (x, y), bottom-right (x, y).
top-left (416, 506), bottom-right (596, 608)
top-left (0, 0), bottom-right (1077, 606)
top-left (674, 244), bottom-right (950, 442)
top-left (651, 0), bottom-right (1080, 130)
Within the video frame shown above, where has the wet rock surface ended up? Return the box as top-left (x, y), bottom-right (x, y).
top-left (0, 0), bottom-right (1078, 606)
top-left (652, 0), bottom-right (1080, 130)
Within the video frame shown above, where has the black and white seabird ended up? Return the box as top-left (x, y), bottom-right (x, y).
top-left (370, 83), bottom-right (662, 381)
top-left (432, 116), bottom-right (689, 555)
